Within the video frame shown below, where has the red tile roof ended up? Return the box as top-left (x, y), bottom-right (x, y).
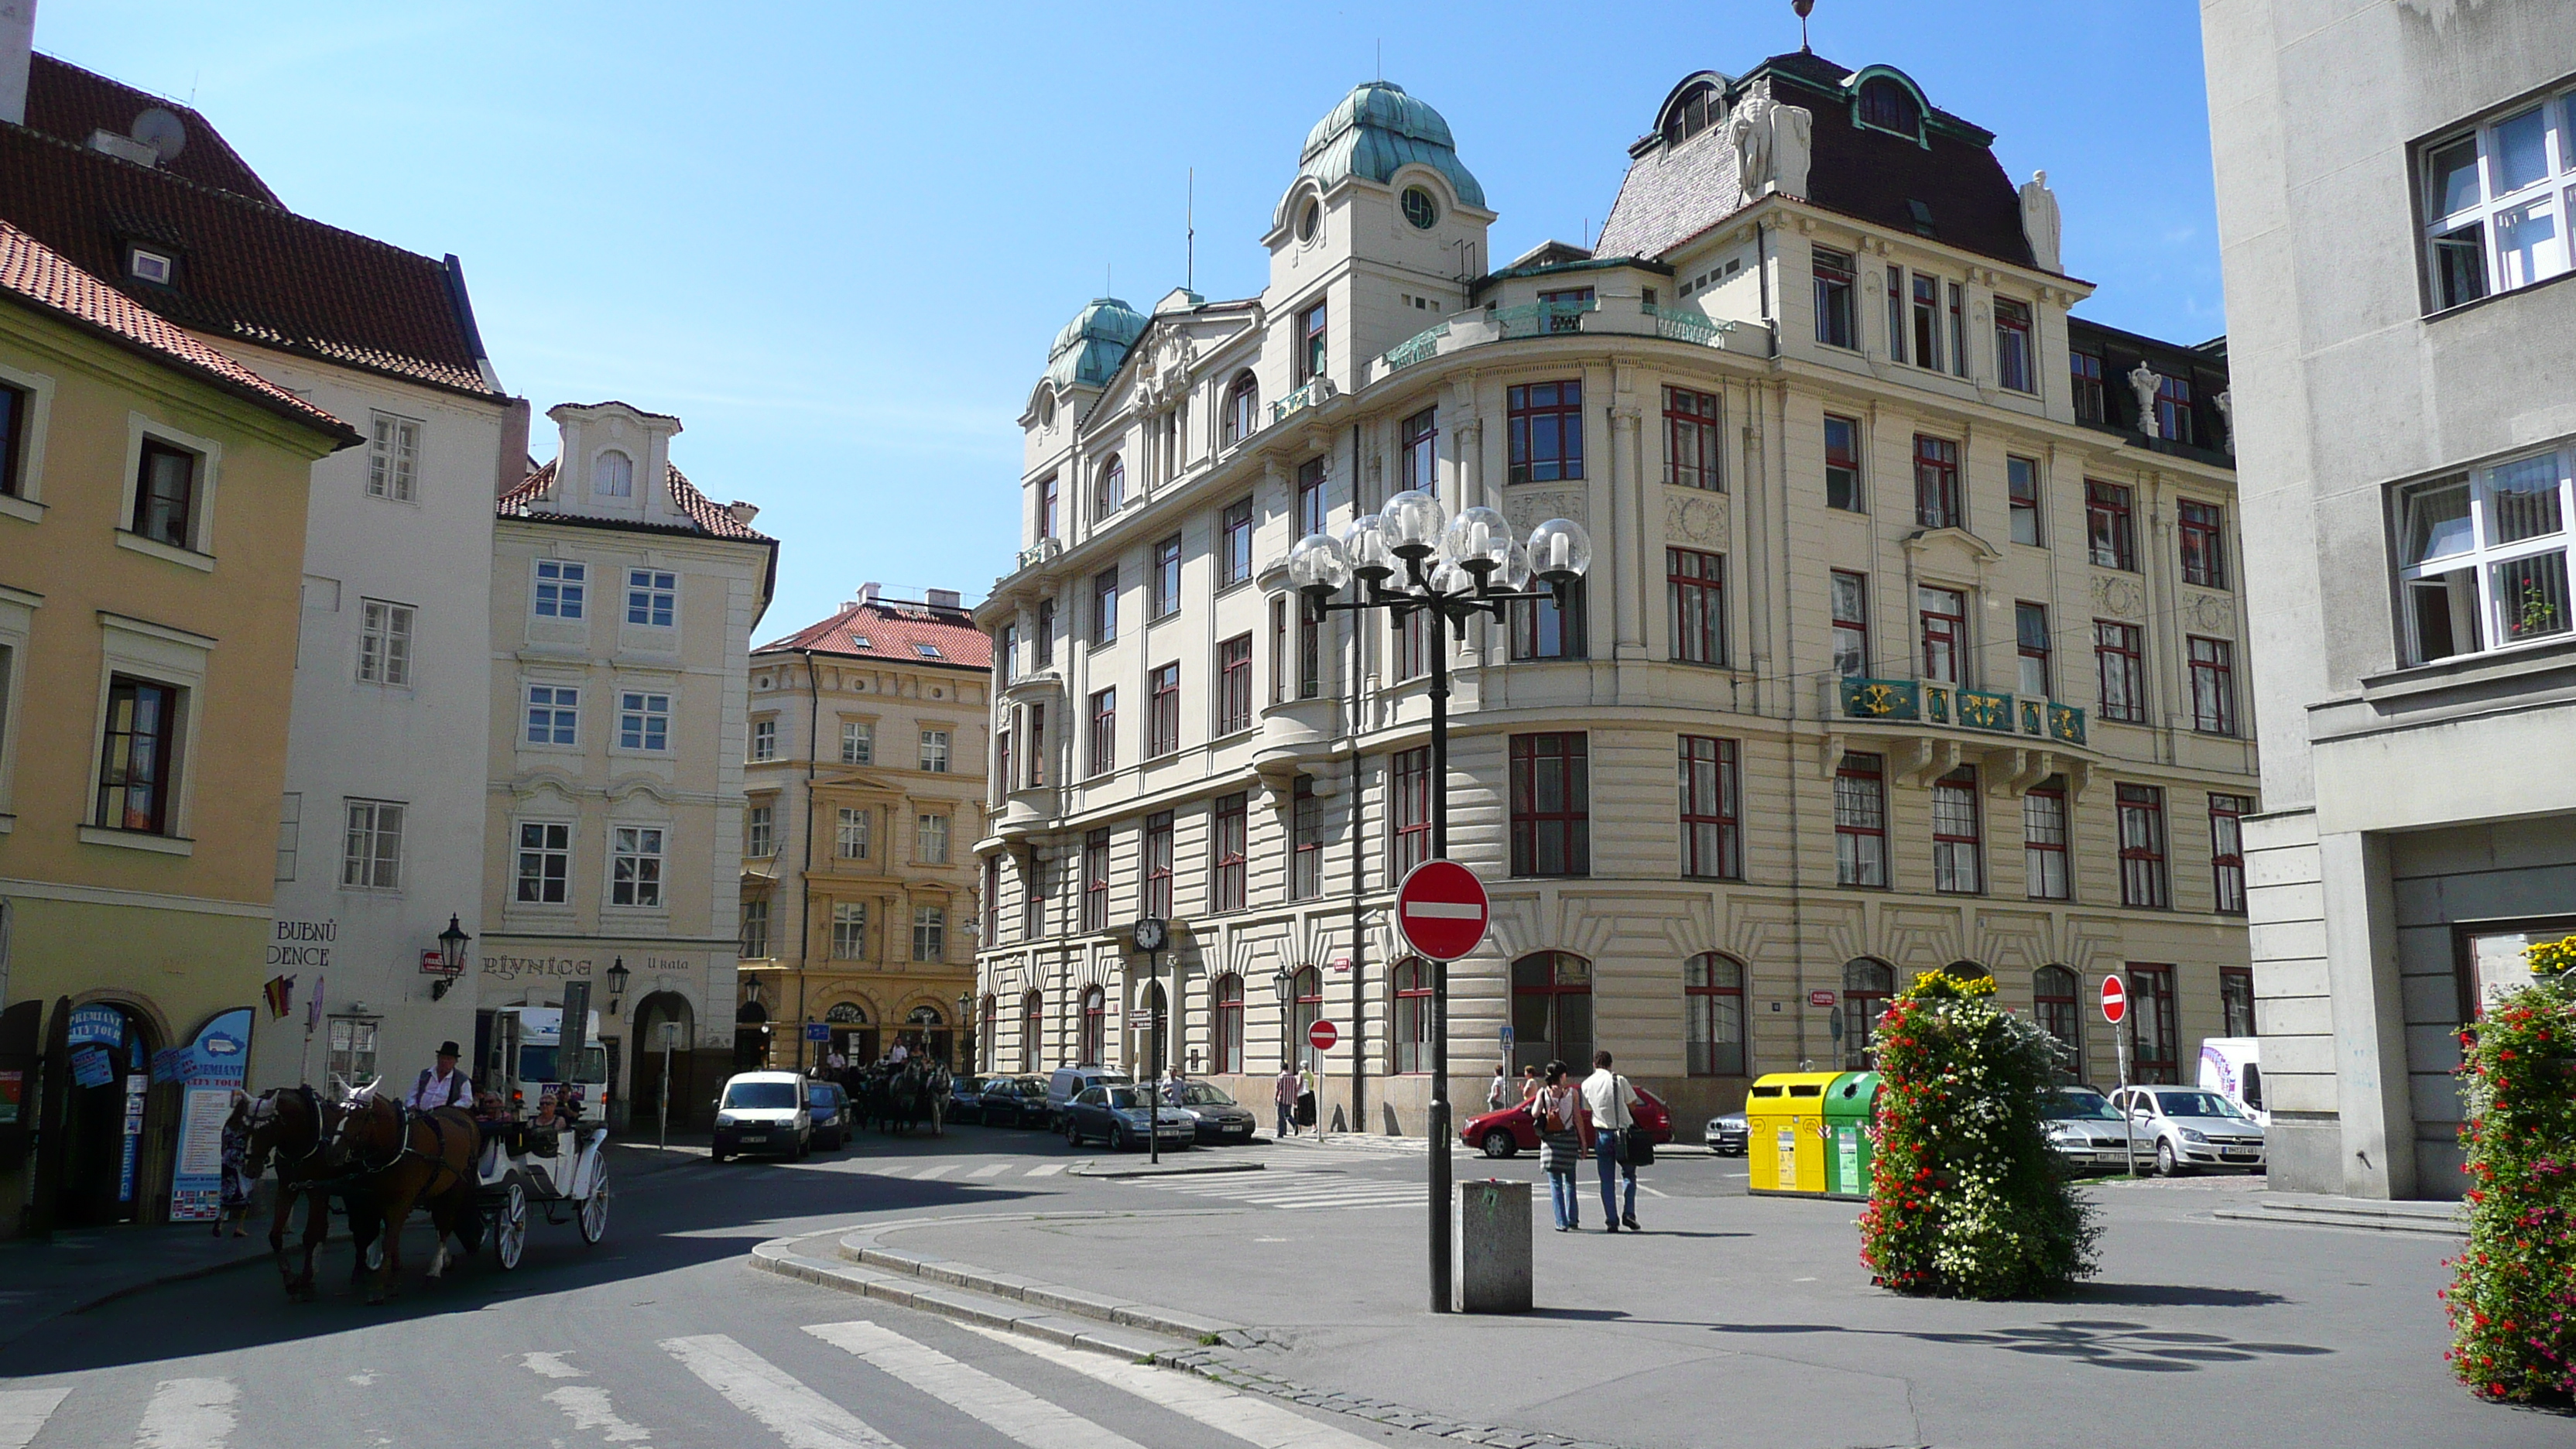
top-left (23, 54), bottom-right (283, 205)
top-left (0, 219), bottom-right (358, 443)
top-left (0, 122), bottom-right (498, 396)
top-left (757, 599), bottom-right (992, 670)
top-left (498, 458), bottom-right (776, 543)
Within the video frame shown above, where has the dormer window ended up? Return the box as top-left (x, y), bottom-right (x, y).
top-left (914, 642), bottom-right (943, 659)
top-left (1663, 81), bottom-right (1720, 146)
top-left (127, 246), bottom-right (173, 286)
top-left (1856, 76), bottom-right (1923, 142)
top-left (595, 450), bottom-right (635, 498)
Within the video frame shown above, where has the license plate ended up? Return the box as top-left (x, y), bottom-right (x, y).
top-left (741, 1135), bottom-right (768, 1144)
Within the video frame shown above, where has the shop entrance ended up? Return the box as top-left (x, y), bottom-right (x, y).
top-left (628, 992), bottom-right (695, 1127)
top-left (58, 1002), bottom-right (158, 1227)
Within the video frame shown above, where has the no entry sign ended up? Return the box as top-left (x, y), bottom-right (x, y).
top-left (2100, 974), bottom-right (2129, 1024)
top-left (1307, 1019), bottom-right (1339, 1053)
top-left (1396, 859), bottom-right (1490, 962)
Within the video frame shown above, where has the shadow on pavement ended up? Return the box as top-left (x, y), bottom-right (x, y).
top-left (1709, 1314), bottom-right (2333, 1372)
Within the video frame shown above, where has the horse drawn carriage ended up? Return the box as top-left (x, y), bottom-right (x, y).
top-left (473, 1004), bottom-right (611, 1269)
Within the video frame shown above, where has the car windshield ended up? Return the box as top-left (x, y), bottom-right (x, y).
top-left (2047, 1091), bottom-right (2121, 1121)
top-left (1181, 1083), bottom-right (1235, 1106)
top-left (2156, 1091), bottom-right (2245, 1119)
top-left (1108, 1088), bottom-right (1170, 1110)
top-left (723, 1081), bottom-right (798, 1110)
top-left (809, 1084), bottom-right (843, 1105)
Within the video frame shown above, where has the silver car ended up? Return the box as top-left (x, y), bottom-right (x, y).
top-left (2043, 1085), bottom-right (2139, 1173)
top-left (2111, 1085), bottom-right (2267, 1175)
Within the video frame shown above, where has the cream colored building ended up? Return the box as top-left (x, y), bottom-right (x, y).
top-left (482, 402), bottom-right (775, 1129)
top-left (975, 57), bottom-right (2257, 1135)
top-left (737, 586), bottom-right (991, 1070)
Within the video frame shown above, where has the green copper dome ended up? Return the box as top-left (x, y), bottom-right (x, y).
top-left (1297, 81), bottom-right (1484, 210)
top-left (1046, 296), bottom-right (1147, 390)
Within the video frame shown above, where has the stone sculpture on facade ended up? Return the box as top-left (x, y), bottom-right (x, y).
top-left (2019, 170), bottom-right (2062, 272)
top-left (1726, 84), bottom-right (1814, 203)
top-left (2213, 388), bottom-right (2235, 457)
top-left (2127, 362), bottom-right (2163, 437)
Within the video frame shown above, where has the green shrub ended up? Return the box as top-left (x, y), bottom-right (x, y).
top-left (2441, 940), bottom-right (2576, 1404)
top-left (1858, 970), bottom-right (2098, 1299)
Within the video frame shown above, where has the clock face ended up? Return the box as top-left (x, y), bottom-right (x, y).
top-left (1134, 918), bottom-right (1167, 951)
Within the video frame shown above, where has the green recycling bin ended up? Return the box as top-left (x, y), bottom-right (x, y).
top-left (1821, 1071), bottom-right (1882, 1200)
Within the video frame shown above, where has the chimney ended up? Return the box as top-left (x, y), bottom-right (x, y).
top-left (857, 582), bottom-right (881, 605)
top-left (727, 500), bottom-right (760, 527)
top-left (0, 1), bottom-right (36, 128)
top-left (926, 588), bottom-right (962, 611)
top-left (87, 128), bottom-right (156, 166)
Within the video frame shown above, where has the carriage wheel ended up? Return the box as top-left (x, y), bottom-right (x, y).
top-left (495, 1180), bottom-right (529, 1270)
top-left (577, 1166), bottom-right (610, 1245)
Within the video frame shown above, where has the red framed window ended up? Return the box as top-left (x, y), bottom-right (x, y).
top-left (1211, 792), bottom-right (1248, 911)
top-left (1509, 733), bottom-right (1590, 877)
top-left (1824, 414), bottom-right (1862, 511)
top-left (2008, 456), bottom-right (2042, 545)
top-left (1665, 386), bottom-right (1721, 490)
top-left (1218, 634), bottom-right (1253, 735)
top-left (1296, 458), bottom-right (1327, 538)
top-left (1507, 381), bottom-right (1584, 484)
top-left (1079, 985), bottom-right (1106, 1065)
top-left (1913, 434), bottom-right (1961, 529)
top-left (1679, 735), bottom-right (1742, 880)
top-left (2016, 601), bottom-right (2053, 697)
top-left (1841, 958), bottom-right (1895, 1068)
top-left (2086, 481), bottom-right (2136, 570)
top-left (1021, 851), bottom-right (1049, 939)
top-left (2118, 783), bottom-right (2170, 908)
top-left (1509, 952), bottom-right (1593, 1074)
top-left (1813, 247), bottom-right (1856, 349)
top-left (1391, 746), bottom-right (1432, 879)
top-left (1686, 953), bottom-right (1745, 1076)
top-left (1093, 454), bottom-right (1125, 521)
top-left (2187, 637), bottom-right (2237, 735)
top-left (1297, 300), bottom-right (1327, 382)
top-left (1290, 776), bottom-right (1324, 901)
top-left (1221, 372), bottom-right (1259, 448)
top-left (2155, 374), bottom-right (2194, 444)
top-left (2210, 794), bottom-right (2250, 915)
top-left (1021, 989), bottom-right (1042, 1073)
top-left (1149, 663), bottom-right (1180, 755)
top-left (2178, 499), bottom-right (2228, 587)
top-left (1081, 827), bottom-right (1111, 932)
top-left (2024, 781), bottom-right (2071, 900)
top-left (1144, 810), bottom-right (1174, 918)
top-left (1668, 548), bottom-right (1727, 665)
top-left (1038, 474), bottom-right (1059, 540)
top-left (2221, 964), bottom-right (2256, 1038)
top-left (2126, 964), bottom-right (2179, 1082)
top-left (1392, 958), bottom-right (1433, 1074)
top-left (1831, 571), bottom-right (1869, 677)
top-left (1395, 607), bottom-right (1430, 680)
top-left (982, 855), bottom-right (1001, 944)
top-left (1297, 600), bottom-right (1323, 698)
top-left (1509, 581), bottom-right (1584, 660)
top-left (1399, 407), bottom-right (1437, 493)
top-left (1834, 752), bottom-right (1888, 887)
top-left (2095, 620), bottom-right (2146, 723)
top-left (1023, 702), bottom-right (1046, 788)
top-left (1153, 534), bottom-right (1182, 618)
top-left (2033, 965), bottom-right (2081, 1079)
top-left (1213, 975), bottom-right (1245, 1074)
top-left (1092, 567), bottom-right (1119, 644)
top-left (1088, 687), bottom-right (1115, 775)
top-left (1932, 766), bottom-right (1982, 894)
top-left (1994, 296), bottom-right (2034, 392)
top-left (1219, 498), bottom-right (1255, 589)
top-left (2071, 351), bottom-right (2105, 423)
top-left (1919, 585), bottom-right (1967, 684)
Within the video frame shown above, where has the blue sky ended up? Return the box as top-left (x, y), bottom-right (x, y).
top-left (38, 2), bottom-right (2220, 635)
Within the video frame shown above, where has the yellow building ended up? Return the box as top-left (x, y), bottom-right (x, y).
top-left (0, 221), bottom-right (358, 1230)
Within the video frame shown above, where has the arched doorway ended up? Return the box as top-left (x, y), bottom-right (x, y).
top-left (59, 1000), bottom-right (160, 1226)
top-left (1289, 967), bottom-right (1321, 1070)
top-left (733, 998), bottom-right (772, 1070)
top-left (629, 992), bottom-right (695, 1129)
top-left (825, 1001), bottom-right (876, 1066)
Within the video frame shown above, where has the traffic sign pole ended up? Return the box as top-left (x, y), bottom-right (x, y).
top-left (2102, 974), bottom-right (2135, 1177)
top-left (1429, 630), bottom-right (1454, 1314)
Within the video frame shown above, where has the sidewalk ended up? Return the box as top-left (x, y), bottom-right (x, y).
top-left (0, 1221), bottom-right (271, 1348)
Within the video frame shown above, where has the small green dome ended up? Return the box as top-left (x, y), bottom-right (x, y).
top-left (1297, 81), bottom-right (1484, 210)
top-left (1046, 296), bottom-right (1146, 390)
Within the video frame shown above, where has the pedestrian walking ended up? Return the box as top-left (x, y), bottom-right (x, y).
top-left (1581, 1050), bottom-right (1643, 1232)
top-left (1518, 1064), bottom-right (1543, 1105)
top-left (1485, 1064), bottom-right (1509, 1112)
top-left (1535, 1062), bottom-right (1585, 1231)
top-left (214, 1090), bottom-right (254, 1238)
top-left (1298, 1064), bottom-right (1322, 1139)
top-left (1273, 1064), bottom-right (1299, 1139)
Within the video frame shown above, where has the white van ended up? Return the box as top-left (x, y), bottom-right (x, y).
top-left (2197, 1037), bottom-right (2266, 1126)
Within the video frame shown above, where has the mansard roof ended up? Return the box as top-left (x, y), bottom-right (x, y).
top-left (757, 597), bottom-right (992, 670)
top-left (1297, 80), bottom-right (1485, 209)
top-left (499, 458), bottom-right (775, 543)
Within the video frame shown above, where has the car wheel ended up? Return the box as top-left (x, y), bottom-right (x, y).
top-left (795, 1134), bottom-right (811, 1161)
top-left (1064, 1118), bottom-right (1083, 1147)
top-left (1481, 1129), bottom-right (1518, 1160)
top-left (710, 1149), bottom-right (729, 1164)
top-left (1111, 1122), bottom-right (1132, 1152)
top-left (2156, 1139), bottom-right (2184, 1177)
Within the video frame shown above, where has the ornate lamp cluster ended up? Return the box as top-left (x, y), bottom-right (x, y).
top-left (1285, 490), bottom-right (1594, 625)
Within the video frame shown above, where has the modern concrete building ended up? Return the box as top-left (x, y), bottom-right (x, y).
top-left (737, 586), bottom-right (992, 1072)
top-left (2203, 2), bottom-right (2576, 1200)
top-left (484, 403), bottom-right (776, 1129)
top-left (975, 56), bottom-right (2256, 1135)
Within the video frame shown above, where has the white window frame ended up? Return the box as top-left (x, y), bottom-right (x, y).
top-left (594, 449), bottom-right (635, 498)
top-left (617, 689), bottom-right (672, 751)
top-left (840, 719), bottom-right (874, 764)
top-left (367, 413), bottom-right (420, 501)
top-left (524, 682), bottom-right (580, 748)
top-left (533, 559), bottom-right (586, 619)
top-left (0, 586), bottom-right (35, 822)
top-left (920, 728), bottom-right (951, 773)
top-left (2396, 445), bottom-right (2575, 664)
top-left (835, 806), bottom-right (870, 859)
top-left (2420, 86), bottom-right (2576, 311)
top-left (916, 812), bottom-right (950, 865)
top-left (358, 598), bottom-right (413, 686)
top-left (740, 896), bottom-right (771, 957)
top-left (831, 902), bottom-right (867, 960)
top-left (340, 798), bottom-right (405, 890)
top-left (2023, 786), bottom-right (2071, 901)
top-left (747, 803), bottom-right (775, 858)
top-left (81, 612), bottom-right (211, 855)
top-left (625, 568), bottom-right (677, 628)
top-left (515, 819), bottom-right (572, 905)
top-left (912, 905), bottom-right (945, 962)
top-left (610, 824), bottom-right (665, 909)
top-left (115, 414), bottom-right (221, 570)
top-left (750, 716), bottom-right (778, 761)
top-left (327, 1016), bottom-right (381, 1082)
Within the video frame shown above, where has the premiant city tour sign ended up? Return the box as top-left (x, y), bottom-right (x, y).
top-left (1396, 860), bottom-right (1490, 964)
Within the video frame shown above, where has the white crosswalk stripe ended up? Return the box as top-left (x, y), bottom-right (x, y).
top-left (134, 1377), bottom-right (235, 1449)
top-left (0, 1388), bottom-right (69, 1449)
top-left (1129, 1169), bottom-right (1418, 1211)
top-left (956, 1321), bottom-right (1389, 1449)
top-left (805, 1320), bottom-right (1148, 1449)
top-left (968, 1162), bottom-right (1014, 1178)
top-left (1024, 1162), bottom-right (1067, 1177)
top-left (659, 1333), bottom-right (899, 1449)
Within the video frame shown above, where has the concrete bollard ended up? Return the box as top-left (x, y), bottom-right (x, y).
top-left (1453, 1177), bottom-right (1533, 1314)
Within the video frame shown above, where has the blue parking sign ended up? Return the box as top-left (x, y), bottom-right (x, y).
top-left (805, 1022), bottom-right (831, 1043)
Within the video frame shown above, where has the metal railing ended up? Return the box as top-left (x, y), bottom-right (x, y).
top-left (1379, 321), bottom-right (1450, 372)
top-left (1269, 378), bottom-right (1335, 425)
top-left (1488, 297), bottom-right (1598, 340)
top-left (1643, 302), bottom-right (1737, 348)
top-left (1834, 677), bottom-right (2088, 747)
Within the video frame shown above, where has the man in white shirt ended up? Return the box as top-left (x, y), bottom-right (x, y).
top-left (407, 1041), bottom-right (474, 1113)
top-left (1580, 1050), bottom-right (1642, 1231)
top-left (888, 1040), bottom-right (909, 1067)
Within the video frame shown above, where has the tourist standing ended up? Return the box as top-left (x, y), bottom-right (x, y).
top-left (1581, 1050), bottom-right (1642, 1232)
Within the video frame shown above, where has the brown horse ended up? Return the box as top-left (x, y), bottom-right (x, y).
top-left (327, 1091), bottom-right (481, 1304)
top-left (244, 1085), bottom-right (382, 1302)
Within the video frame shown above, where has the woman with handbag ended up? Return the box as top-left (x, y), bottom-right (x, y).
top-left (1580, 1050), bottom-right (1643, 1232)
top-left (1535, 1060), bottom-right (1585, 1231)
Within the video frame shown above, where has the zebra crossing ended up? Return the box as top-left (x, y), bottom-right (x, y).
top-left (1125, 1166), bottom-right (1419, 1212)
top-left (0, 1317), bottom-right (1382, 1449)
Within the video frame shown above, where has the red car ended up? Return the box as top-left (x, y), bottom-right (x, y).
top-left (1461, 1085), bottom-right (1673, 1159)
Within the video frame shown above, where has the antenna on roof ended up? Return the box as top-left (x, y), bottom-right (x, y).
top-left (1794, 0), bottom-right (1815, 53)
top-left (1375, 39), bottom-right (1382, 81)
top-left (1186, 167), bottom-right (1194, 294)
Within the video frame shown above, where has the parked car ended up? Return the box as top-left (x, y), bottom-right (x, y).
top-left (2042, 1085), bottom-right (2137, 1173)
top-left (1063, 1084), bottom-right (1196, 1151)
top-left (805, 1080), bottom-right (849, 1150)
top-left (1461, 1084), bottom-right (1673, 1159)
top-left (1171, 1081), bottom-right (1260, 1144)
top-left (2111, 1084), bottom-right (2267, 1176)
top-left (711, 1070), bottom-right (810, 1163)
top-left (2197, 1037), bottom-right (2267, 1126)
top-left (1044, 1067), bottom-right (1132, 1129)
top-left (978, 1074), bottom-right (1051, 1128)
top-left (945, 1073), bottom-right (988, 1125)
top-left (1704, 1110), bottom-right (1749, 1156)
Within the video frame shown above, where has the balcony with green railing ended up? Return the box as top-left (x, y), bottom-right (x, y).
top-left (1834, 677), bottom-right (2088, 748)
top-left (1489, 296), bottom-right (1600, 340)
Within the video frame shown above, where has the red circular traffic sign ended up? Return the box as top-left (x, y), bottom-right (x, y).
top-left (1396, 859), bottom-right (1490, 962)
top-left (2100, 975), bottom-right (2128, 1024)
top-left (1307, 1019), bottom-right (1339, 1053)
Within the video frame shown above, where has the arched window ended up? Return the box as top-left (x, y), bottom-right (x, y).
top-left (1685, 953), bottom-right (1745, 1077)
top-left (1663, 80), bottom-right (1720, 146)
top-left (1092, 454), bottom-right (1125, 520)
top-left (594, 449), bottom-right (635, 498)
top-left (1079, 985), bottom-right (1105, 1064)
top-left (824, 1002), bottom-right (866, 1025)
top-left (1942, 960), bottom-right (1992, 983)
top-left (1290, 967), bottom-right (1322, 1068)
top-left (1212, 975), bottom-right (1245, 1074)
top-left (1020, 988), bottom-right (1043, 1072)
top-left (1856, 77), bottom-right (1921, 139)
top-left (1392, 958), bottom-right (1433, 1074)
top-left (2033, 966), bottom-right (2081, 1082)
top-left (978, 993), bottom-right (998, 1073)
top-left (1841, 958), bottom-right (1896, 1068)
top-left (1221, 372), bottom-right (1259, 449)
top-left (1510, 952), bottom-right (1592, 1073)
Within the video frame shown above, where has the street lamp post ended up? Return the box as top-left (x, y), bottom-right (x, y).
top-left (1134, 917), bottom-right (1169, 1165)
top-left (1281, 490), bottom-right (1592, 1314)
top-left (957, 991), bottom-right (974, 1074)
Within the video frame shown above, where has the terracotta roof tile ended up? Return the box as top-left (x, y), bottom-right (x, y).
top-left (498, 458), bottom-right (775, 543)
top-left (23, 54), bottom-right (283, 205)
top-left (0, 218), bottom-right (357, 441)
top-left (757, 599), bottom-right (991, 670)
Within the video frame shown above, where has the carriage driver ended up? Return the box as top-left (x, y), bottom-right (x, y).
top-left (407, 1041), bottom-right (474, 1112)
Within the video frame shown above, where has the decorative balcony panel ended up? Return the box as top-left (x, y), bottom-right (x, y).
top-left (1836, 677), bottom-right (2088, 748)
top-left (1489, 298), bottom-right (1598, 340)
top-left (1380, 322), bottom-right (1449, 372)
top-left (1641, 302), bottom-right (1735, 348)
top-left (1838, 677), bottom-right (1921, 721)
top-left (1956, 690), bottom-right (2016, 733)
top-left (2048, 703), bottom-right (2089, 746)
top-left (1924, 684), bottom-right (1951, 724)
top-left (1270, 378), bottom-right (1335, 425)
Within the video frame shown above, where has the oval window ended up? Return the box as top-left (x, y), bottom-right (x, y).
top-left (1038, 391), bottom-right (1056, 427)
top-left (1297, 199), bottom-right (1321, 242)
top-left (1402, 187), bottom-right (1438, 230)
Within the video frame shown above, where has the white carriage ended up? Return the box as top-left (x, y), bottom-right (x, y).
top-left (475, 1005), bottom-right (611, 1269)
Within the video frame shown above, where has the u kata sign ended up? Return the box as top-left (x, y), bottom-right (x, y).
top-left (1395, 860), bottom-right (1489, 962)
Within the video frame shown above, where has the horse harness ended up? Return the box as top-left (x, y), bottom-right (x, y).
top-left (348, 1099), bottom-right (474, 1197)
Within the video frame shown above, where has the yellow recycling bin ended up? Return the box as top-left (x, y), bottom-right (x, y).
top-left (1745, 1070), bottom-right (1839, 1196)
